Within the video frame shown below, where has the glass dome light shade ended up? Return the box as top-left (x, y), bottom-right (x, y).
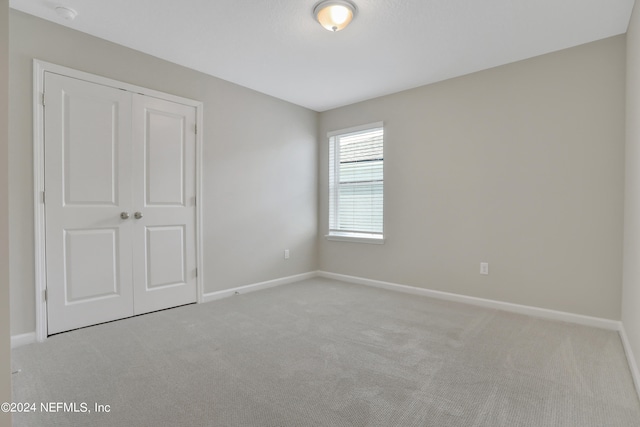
top-left (314, 1), bottom-right (357, 32)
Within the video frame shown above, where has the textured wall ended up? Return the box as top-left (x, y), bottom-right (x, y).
top-left (9, 10), bottom-right (318, 335)
top-left (623, 0), bottom-right (640, 390)
top-left (319, 36), bottom-right (626, 320)
top-left (1, 0), bottom-right (10, 425)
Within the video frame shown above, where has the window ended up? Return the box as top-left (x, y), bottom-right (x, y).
top-left (328, 122), bottom-right (384, 243)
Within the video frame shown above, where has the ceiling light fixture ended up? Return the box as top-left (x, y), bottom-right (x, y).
top-left (55, 6), bottom-right (78, 21)
top-left (313, 0), bottom-right (357, 32)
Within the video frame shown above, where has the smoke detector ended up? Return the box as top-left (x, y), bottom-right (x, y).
top-left (55, 6), bottom-right (78, 21)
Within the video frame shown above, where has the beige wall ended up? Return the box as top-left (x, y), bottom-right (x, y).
top-left (9, 10), bottom-right (318, 335)
top-left (319, 36), bottom-right (626, 320)
top-left (623, 0), bottom-right (640, 385)
top-left (1, 1), bottom-right (11, 426)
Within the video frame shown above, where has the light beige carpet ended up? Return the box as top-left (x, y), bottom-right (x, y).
top-left (11, 278), bottom-right (640, 426)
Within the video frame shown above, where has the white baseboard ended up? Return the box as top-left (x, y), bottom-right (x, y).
top-left (11, 332), bottom-right (36, 349)
top-left (620, 325), bottom-right (640, 400)
top-left (202, 271), bottom-right (317, 303)
top-left (317, 271), bottom-right (621, 331)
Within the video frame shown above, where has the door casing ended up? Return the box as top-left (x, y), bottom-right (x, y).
top-left (33, 59), bottom-right (205, 342)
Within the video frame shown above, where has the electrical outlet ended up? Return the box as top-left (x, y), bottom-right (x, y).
top-left (284, 249), bottom-right (290, 260)
top-left (480, 262), bottom-right (489, 275)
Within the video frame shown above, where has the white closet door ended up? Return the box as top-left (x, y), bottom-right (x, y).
top-left (45, 72), bottom-right (134, 334)
top-left (131, 94), bottom-right (197, 314)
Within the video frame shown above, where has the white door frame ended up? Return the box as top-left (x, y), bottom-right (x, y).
top-left (33, 59), bottom-right (205, 342)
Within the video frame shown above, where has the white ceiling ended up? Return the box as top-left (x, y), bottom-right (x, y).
top-left (10, 0), bottom-right (636, 112)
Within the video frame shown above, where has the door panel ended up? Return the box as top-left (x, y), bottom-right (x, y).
top-left (145, 110), bottom-right (185, 206)
top-left (146, 226), bottom-right (186, 289)
top-left (64, 228), bottom-right (121, 302)
top-left (45, 72), bottom-right (134, 335)
top-left (63, 92), bottom-right (119, 206)
top-left (132, 94), bottom-right (197, 315)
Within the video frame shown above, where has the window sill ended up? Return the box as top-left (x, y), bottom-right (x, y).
top-left (325, 233), bottom-right (385, 245)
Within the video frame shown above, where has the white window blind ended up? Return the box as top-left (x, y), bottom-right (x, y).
top-left (329, 124), bottom-right (384, 240)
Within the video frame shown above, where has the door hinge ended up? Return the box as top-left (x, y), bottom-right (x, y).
top-left (42, 191), bottom-right (45, 204)
top-left (195, 268), bottom-right (198, 278)
top-left (194, 123), bottom-right (197, 134)
top-left (41, 92), bottom-right (45, 106)
top-left (44, 289), bottom-right (47, 302)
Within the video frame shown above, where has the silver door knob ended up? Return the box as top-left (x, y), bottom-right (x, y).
top-left (120, 212), bottom-right (130, 220)
top-left (134, 212), bottom-right (143, 219)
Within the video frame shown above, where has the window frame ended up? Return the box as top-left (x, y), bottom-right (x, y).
top-left (326, 122), bottom-right (385, 244)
